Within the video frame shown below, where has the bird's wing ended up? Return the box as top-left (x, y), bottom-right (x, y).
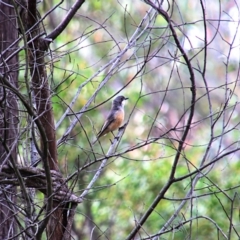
top-left (97, 111), bottom-right (116, 137)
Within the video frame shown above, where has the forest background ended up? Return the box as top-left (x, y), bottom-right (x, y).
top-left (0, 0), bottom-right (240, 239)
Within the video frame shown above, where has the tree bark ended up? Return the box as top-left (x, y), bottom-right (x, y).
top-left (27, 1), bottom-right (67, 239)
top-left (0, 0), bottom-right (19, 238)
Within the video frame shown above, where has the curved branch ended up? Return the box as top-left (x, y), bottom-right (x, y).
top-left (126, 1), bottom-right (196, 239)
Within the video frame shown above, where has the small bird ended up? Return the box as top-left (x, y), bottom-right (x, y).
top-left (93, 95), bottom-right (128, 144)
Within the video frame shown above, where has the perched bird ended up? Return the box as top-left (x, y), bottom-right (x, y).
top-left (93, 95), bottom-right (128, 144)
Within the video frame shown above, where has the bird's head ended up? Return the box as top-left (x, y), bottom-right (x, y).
top-left (113, 95), bottom-right (128, 107)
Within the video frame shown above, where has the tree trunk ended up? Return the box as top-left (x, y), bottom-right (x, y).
top-left (0, 0), bottom-right (19, 238)
top-left (27, 1), bottom-right (67, 239)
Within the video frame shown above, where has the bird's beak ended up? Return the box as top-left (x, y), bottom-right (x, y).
top-left (124, 97), bottom-right (129, 100)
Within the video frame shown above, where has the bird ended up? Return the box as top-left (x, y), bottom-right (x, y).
top-left (92, 95), bottom-right (128, 144)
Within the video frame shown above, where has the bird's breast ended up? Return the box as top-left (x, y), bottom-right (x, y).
top-left (114, 109), bottom-right (124, 123)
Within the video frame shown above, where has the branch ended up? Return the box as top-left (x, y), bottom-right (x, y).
top-left (140, 215), bottom-right (228, 240)
top-left (0, 165), bottom-right (81, 203)
top-left (46, 0), bottom-right (85, 41)
top-left (80, 124), bottom-right (127, 199)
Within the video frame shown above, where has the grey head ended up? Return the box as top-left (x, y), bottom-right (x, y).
top-left (112, 95), bottom-right (128, 109)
